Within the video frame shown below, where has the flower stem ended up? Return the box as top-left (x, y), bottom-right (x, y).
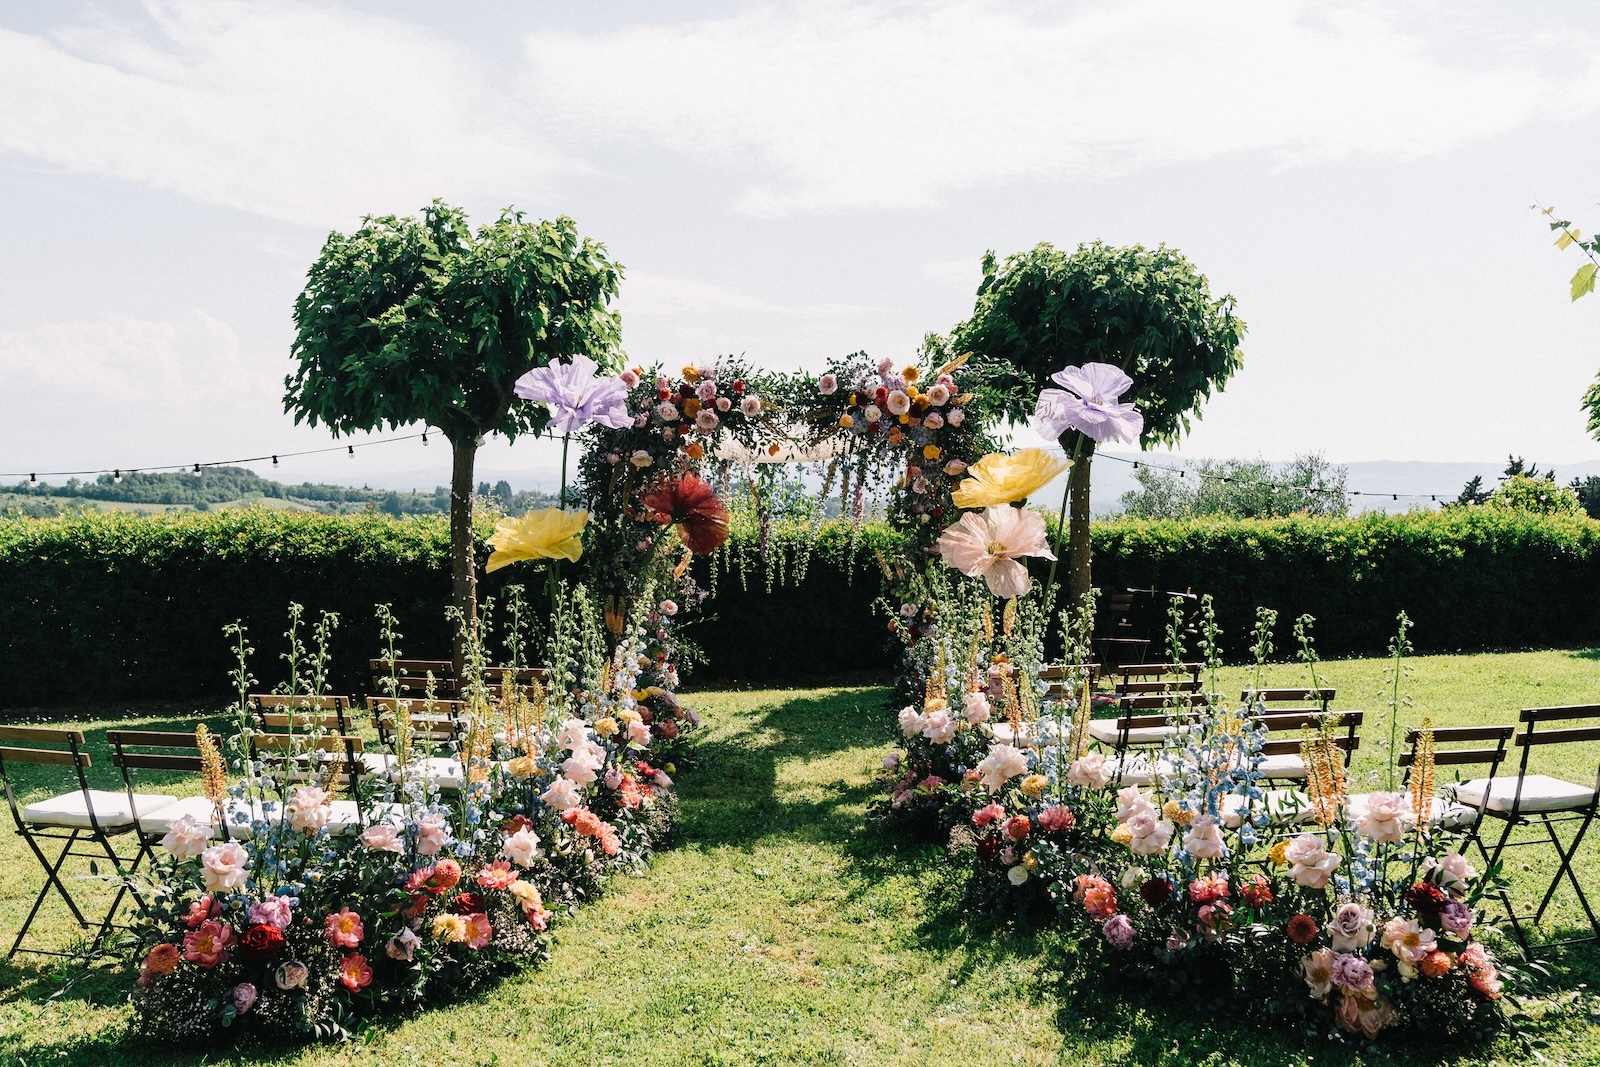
top-left (1045, 435), bottom-right (1084, 594)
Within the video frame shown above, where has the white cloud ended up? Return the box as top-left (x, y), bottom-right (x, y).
top-left (522, 0), bottom-right (1600, 216)
top-left (0, 1), bottom-right (575, 228)
top-left (619, 272), bottom-right (877, 318)
top-left (0, 310), bottom-right (270, 403)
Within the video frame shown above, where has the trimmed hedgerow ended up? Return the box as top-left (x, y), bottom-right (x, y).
top-left (0, 507), bottom-right (1595, 705)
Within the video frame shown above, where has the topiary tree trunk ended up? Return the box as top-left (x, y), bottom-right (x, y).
top-left (448, 432), bottom-right (479, 675)
top-left (1066, 438), bottom-right (1095, 605)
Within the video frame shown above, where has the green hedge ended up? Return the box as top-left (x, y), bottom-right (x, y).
top-left (1, 508), bottom-right (1595, 705)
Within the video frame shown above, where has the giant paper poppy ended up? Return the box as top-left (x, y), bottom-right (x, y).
top-left (642, 475), bottom-right (730, 555)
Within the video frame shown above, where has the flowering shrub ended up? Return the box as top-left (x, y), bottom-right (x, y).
top-left (128, 594), bottom-right (689, 1044)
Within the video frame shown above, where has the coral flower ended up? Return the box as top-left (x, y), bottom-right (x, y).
top-left (464, 913), bottom-right (493, 950)
top-left (477, 860), bottom-right (518, 891)
top-left (642, 475), bottom-right (730, 555)
top-left (936, 506), bottom-right (1055, 598)
top-left (338, 952), bottom-right (374, 993)
top-left (324, 908), bottom-right (364, 949)
top-left (182, 920), bottom-right (235, 968)
top-left (950, 449), bottom-right (1070, 509)
top-left (486, 508), bottom-right (587, 572)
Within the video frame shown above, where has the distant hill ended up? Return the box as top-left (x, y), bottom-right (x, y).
top-left (2, 467), bottom-right (557, 518)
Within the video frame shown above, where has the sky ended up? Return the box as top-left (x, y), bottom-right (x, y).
top-left (2, 0), bottom-right (1600, 497)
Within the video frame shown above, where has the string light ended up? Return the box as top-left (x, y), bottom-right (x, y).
top-left (3, 432), bottom-right (426, 483)
top-left (1089, 451), bottom-right (1464, 504)
top-left (113, 470), bottom-right (121, 484)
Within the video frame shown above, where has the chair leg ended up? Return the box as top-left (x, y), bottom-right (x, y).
top-left (1532, 809), bottom-right (1600, 939)
top-left (8, 830), bottom-right (89, 959)
top-left (1480, 817), bottom-right (1531, 949)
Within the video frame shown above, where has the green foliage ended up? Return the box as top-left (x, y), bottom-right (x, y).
top-left (951, 240), bottom-right (1246, 446)
top-left (1118, 453), bottom-right (1347, 518)
top-left (1487, 473), bottom-right (1584, 516)
top-left (285, 202), bottom-right (623, 445)
top-left (2, 507), bottom-right (1598, 704)
top-left (1539, 205), bottom-right (1600, 441)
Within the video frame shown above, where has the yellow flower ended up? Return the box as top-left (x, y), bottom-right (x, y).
top-left (1020, 774), bottom-right (1048, 798)
top-left (508, 879), bottom-right (542, 907)
top-left (839, 414), bottom-right (855, 428)
top-left (1022, 851), bottom-right (1039, 872)
top-left (902, 366), bottom-right (920, 383)
top-left (922, 444), bottom-right (941, 461)
top-left (950, 449), bottom-right (1070, 509)
top-left (665, 763), bottom-right (676, 774)
top-left (682, 366), bottom-right (700, 382)
top-left (593, 716), bottom-right (619, 738)
top-left (685, 442), bottom-right (704, 460)
top-left (507, 755), bottom-right (538, 779)
top-left (1111, 824), bottom-right (1133, 845)
top-left (1162, 800), bottom-right (1193, 825)
top-left (1267, 839), bottom-right (1291, 866)
top-left (486, 508), bottom-right (587, 572)
top-left (432, 914), bottom-right (468, 943)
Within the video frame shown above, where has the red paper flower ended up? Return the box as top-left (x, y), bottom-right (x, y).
top-left (642, 475), bottom-right (730, 555)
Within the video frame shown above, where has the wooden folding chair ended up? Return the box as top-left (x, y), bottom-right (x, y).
top-left (1346, 725), bottom-right (1513, 834)
top-left (1092, 694), bottom-right (1211, 787)
top-left (1241, 687), bottom-right (1336, 715)
top-left (249, 694), bottom-right (353, 733)
top-left (1, 726), bottom-right (177, 958)
top-left (370, 658), bottom-right (458, 698)
top-left (1252, 709), bottom-right (1363, 782)
top-left (249, 733), bottom-right (369, 834)
top-left (1455, 705), bottom-right (1600, 947)
top-left (1116, 662), bottom-right (1204, 696)
top-left (365, 696), bottom-right (468, 790)
top-left (1039, 663), bottom-right (1098, 700)
top-left (108, 729), bottom-right (257, 865)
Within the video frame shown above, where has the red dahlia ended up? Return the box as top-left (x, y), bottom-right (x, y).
top-left (1286, 914), bottom-right (1320, 944)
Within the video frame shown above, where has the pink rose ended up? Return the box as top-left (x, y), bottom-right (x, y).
top-left (199, 841), bottom-right (249, 893)
top-left (231, 982), bottom-right (256, 1015)
top-left (818, 374), bottom-right (838, 395)
top-left (1102, 914), bottom-right (1135, 949)
top-left (360, 823), bottom-right (404, 853)
top-left (415, 812), bottom-right (451, 856)
top-left (1332, 953), bottom-right (1375, 996)
top-left (619, 369), bottom-right (641, 389)
top-left (247, 895), bottom-right (293, 930)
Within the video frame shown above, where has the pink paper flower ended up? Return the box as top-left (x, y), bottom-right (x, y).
top-left (936, 506), bottom-right (1055, 599)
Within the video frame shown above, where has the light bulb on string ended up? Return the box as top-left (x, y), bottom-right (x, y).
top-left (29, 473), bottom-right (37, 487)
top-left (348, 445), bottom-right (355, 457)
top-left (272, 455), bottom-right (279, 467)
top-left (193, 463), bottom-right (202, 476)
top-left (422, 431), bottom-right (429, 446)
top-left (113, 470), bottom-right (122, 484)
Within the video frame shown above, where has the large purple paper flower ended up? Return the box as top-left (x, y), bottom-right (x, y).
top-left (514, 355), bottom-right (633, 433)
top-left (1033, 362), bottom-right (1144, 444)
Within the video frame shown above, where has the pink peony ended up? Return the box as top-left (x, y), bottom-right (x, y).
top-left (183, 895), bottom-right (219, 929)
top-left (1355, 791), bottom-right (1408, 844)
top-left (247, 895), bottom-right (293, 930)
top-left (1332, 953), bottom-right (1375, 996)
top-left (182, 919), bottom-right (234, 968)
top-left (976, 744), bottom-right (1029, 791)
top-left (1102, 913), bottom-right (1135, 949)
top-left (1002, 815), bottom-right (1031, 842)
top-left (972, 803), bottom-right (1005, 828)
top-left (231, 982), bottom-right (256, 1015)
top-left (897, 706), bottom-right (927, 738)
top-left (360, 823), bottom-right (404, 853)
top-left (541, 776), bottom-right (581, 811)
top-left (1440, 901), bottom-right (1473, 938)
top-left (1301, 947), bottom-right (1336, 998)
top-left (961, 691), bottom-right (991, 725)
top-left (1116, 786), bottom-right (1155, 823)
top-left (464, 913), bottom-right (493, 950)
top-left (1037, 805), bottom-right (1076, 832)
top-left (1181, 815), bottom-right (1227, 860)
top-left (921, 709), bottom-right (957, 745)
top-left (1127, 812), bottom-right (1174, 856)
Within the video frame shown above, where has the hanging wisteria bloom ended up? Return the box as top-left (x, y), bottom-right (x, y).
top-left (1034, 362), bottom-right (1144, 444)
top-left (936, 505), bottom-right (1055, 597)
top-left (513, 354), bottom-right (633, 433)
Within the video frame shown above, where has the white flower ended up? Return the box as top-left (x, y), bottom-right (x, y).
top-left (922, 709), bottom-right (957, 745)
top-left (976, 743), bottom-right (1029, 791)
top-left (897, 705), bottom-right (927, 738)
top-left (962, 691), bottom-right (991, 725)
top-left (1007, 864), bottom-right (1030, 885)
top-left (555, 718), bottom-right (589, 749)
top-left (415, 812), bottom-right (451, 856)
top-left (1355, 791), bottom-right (1408, 844)
top-left (1181, 814), bottom-right (1227, 860)
top-left (562, 753), bottom-right (600, 784)
top-left (1285, 833), bottom-right (1343, 888)
top-left (630, 450), bottom-right (653, 468)
top-left (862, 404), bottom-right (882, 423)
top-left (502, 827), bottom-right (542, 867)
top-left (542, 776), bottom-right (581, 811)
top-left (627, 720), bottom-right (652, 747)
top-left (818, 374), bottom-right (838, 395)
top-left (287, 786), bottom-right (331, 833)
top-left (740, 396), bottom-right (762, 416)
top-left (1066, 752), bottom-right (1111, 791)
top-left (199, 840), bottom-right (249, 892)
top-left (161, 814), bottom-right (211, 859)
top-left (1129, 813), bottom-right (1175, 856)
top-left (926, 384), bottom-right (951, 406)
top-left (947, 408), bottom-right (965, 426)
top-left (886, 390), bottom-right (911, 415)
top-left (657, 401), bottom-right (680, 421)
top-left (1120, 866), bottom-right (1149, 889)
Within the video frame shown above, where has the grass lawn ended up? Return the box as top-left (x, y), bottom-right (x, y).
top-left (1, 648), bottom-right (1599, 1066)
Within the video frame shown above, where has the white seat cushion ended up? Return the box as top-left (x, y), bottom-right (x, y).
top-left (136, 795), bottom-right (261, 840)
top-left (1453, 775), bottom-right (1597, 815)
top-left (1221, 789), bottom-right (1314, 827)
top-left (1345, 792), bottom-right (1478, 830)
top-left (359, 753), bottom-right (464, 790)
top-left (1258, 754), bottom-right (1308, 780)
top-left (1088, 719), bottom-right (1179, 747)
top-left (1104, 755), bottom-right (1175, 786)
top-left (23, 790), bottom-right (177, 831)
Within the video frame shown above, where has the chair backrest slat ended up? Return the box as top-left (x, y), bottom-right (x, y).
top-left (253, 734), bottom-right (365, 754)
top-left (1402, 747), bottom-right (1508, 767)
top-left (117, 753), bottom-right (205, 772)
top-left (1257, 710), bottom-right (1365, 733)
top-left (1263, 736), bottom-right (1358, 756)
top-left (1120, 680), bottom-right (1202, 695)
top-left (1520, 726), bottom-right (1600, 746)
top-left (1119, 693), bottom-right (1209, 711)
top-left (1521, 704), bottom-right (1600, 723)
top-left (1406, 725), bottom-right (1514, 744)
top-left (251, 695), bottom-right (350, 710)
top-left (0, 745), bottom-right (88, 767)
top-left (0, 725), bottom-right (86, 744)
top-left (257, 712), bottom-right (346, 731)
top-left (1241, 688), bottom-right (1337, 703)
top-left (106, 729), bottom-right (201, 748)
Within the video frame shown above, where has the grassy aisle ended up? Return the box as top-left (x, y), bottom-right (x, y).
top-left (3, 655), bottom-right (1600, 1065)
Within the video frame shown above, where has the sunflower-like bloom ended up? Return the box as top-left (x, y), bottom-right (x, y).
top-left (642, 475), bottom-right (730, 555)
top-left (950, 449), bottom-right (1069, 509)
top-left (486, 508), bottom-right (587, 572)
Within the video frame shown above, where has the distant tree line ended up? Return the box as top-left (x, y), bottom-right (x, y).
top-left (1117, 453), bottom-right (1349, 519)
top-left (1453, 456), bottom-right (1600, 519)
top-left (3, 466), bottom-right (556, 518)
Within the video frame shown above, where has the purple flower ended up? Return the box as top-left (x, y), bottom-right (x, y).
top-left (1103, 913), bottom-right (1135, 949)
top-left (231, 982), bottom-right (257, 1015)
top-left (1440, 901), bottom-right (1473, 938)
top-left (1331, 952), bottom-right (1375, 996)
top-left (513, 355), bottom-right (633, 433)
top-left (1033, 362), bottom-right (1144, 444)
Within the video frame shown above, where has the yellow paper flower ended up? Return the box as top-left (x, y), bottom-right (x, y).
top-left (951, 449), bottom-right (1070, 509)
top-left (486, 508), bottom-right (587, 572)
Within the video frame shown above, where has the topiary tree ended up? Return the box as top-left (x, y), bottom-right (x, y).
top-left (953, 241), bottom-right (1245, 604)
top-left (284, 201), bottom-right (623, 665)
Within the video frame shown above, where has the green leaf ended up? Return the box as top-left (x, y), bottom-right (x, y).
top-left (1571, 262), bottom-right (1597, 301)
